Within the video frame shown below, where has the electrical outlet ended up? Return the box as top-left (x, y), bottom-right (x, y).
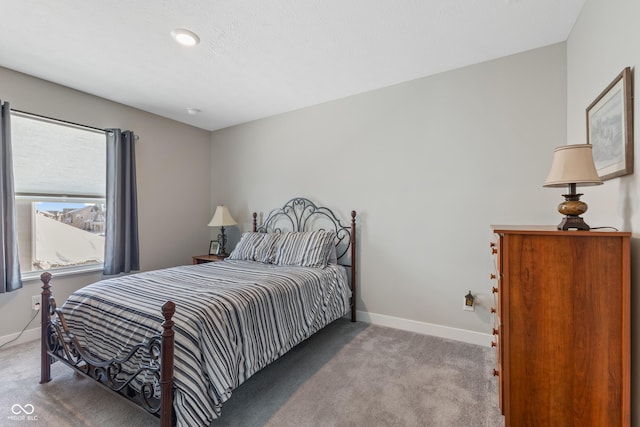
top-left (463, 298), bottom-right (475, 311)
top-left (463, 291), bottom-right (475, 312)
top-left (31, 295), bottom-right (41, 311)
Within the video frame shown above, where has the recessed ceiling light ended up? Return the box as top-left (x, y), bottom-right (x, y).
top-left (187, 108), bottom-right (201, 115)
top-left (171, 29), bottom-right (200, 47)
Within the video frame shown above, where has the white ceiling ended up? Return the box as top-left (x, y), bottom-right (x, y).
top-left (0, 0), bottom-right (584, 131)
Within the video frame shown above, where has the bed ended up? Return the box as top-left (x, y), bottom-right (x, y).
top-left (39, 197), bottom-right (357, 426)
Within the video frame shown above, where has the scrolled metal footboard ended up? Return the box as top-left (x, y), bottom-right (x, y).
top-left (39, 272), bottom-right (175, 426)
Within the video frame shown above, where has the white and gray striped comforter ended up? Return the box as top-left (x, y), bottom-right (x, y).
top-left (58, 260), bottom-right (351, 426)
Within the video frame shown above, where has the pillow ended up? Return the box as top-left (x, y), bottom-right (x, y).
top-left (275, 230), bottom-right (336, 268)
top-left (228, 232), bottom-right (265, 261)
top-left (253, 233), bottom-right (281, 264)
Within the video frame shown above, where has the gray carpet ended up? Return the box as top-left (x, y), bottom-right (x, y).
top-left (0, 320), bottom-right (503, 426)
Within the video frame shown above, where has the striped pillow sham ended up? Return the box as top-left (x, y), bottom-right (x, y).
top-left (228, 232), bottom-right (265, 261)
top-left (275, 230), bottom-right (336, 268)
top-left (253, 233), bottom-right (281, 263)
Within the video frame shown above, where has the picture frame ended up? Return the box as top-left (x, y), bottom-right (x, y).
top-left (209, 240), bottom-right (220, 255)
top-left (586, 67), bottom-right (634, 181)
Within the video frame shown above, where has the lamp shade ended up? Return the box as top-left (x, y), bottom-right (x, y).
top-left (208, 205), bottom-right (237, 227)
top-left (543, 144), bottom-right (603, 188)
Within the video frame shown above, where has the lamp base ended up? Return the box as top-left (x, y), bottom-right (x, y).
top-left (217, 226), bottom-right (229, 257)
top-left (556, 191), bottom-right (590, 231)
top-left (557, 215), bottom-right (590, 231)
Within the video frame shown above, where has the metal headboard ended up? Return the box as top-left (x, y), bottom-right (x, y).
top-left (252, 197), bottom-right (356, 263)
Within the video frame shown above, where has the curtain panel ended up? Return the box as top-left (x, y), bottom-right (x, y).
top-left (104, 129), bottom-right (140, 275)
top-left (0, 101), bottom-right (22, 292)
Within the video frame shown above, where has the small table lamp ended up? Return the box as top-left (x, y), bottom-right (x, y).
top-left (543, 144), bottom-right (603, 230)
top-left (208, 205), bottom-right (237, 256)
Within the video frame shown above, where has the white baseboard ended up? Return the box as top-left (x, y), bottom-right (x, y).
top-left (2, 314), bottom-right (492, 349)
top-left (0, 326), bottom-right (40, 349)
top-left (356, 310), bottom-right (493, 347)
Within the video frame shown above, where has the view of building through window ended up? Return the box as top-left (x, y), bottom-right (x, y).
top-left (32, 202), bottom-right (106, 271)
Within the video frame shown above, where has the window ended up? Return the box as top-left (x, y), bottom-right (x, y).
top-left (11, 113), bottom-right (106, 277)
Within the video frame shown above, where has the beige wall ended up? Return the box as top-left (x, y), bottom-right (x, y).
top-left (211, 43), bottom-right (567, 343)
top-left (0, 66), bottom-right (211, 340)
top-left (566, 0), bottom-right (640, 423)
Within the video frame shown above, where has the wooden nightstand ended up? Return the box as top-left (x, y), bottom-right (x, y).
top-left (192, 254), bottom-right (227, 264)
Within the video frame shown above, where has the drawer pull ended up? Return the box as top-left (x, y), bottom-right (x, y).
top-left (491, 307), bottom-right (497, 314)
top-left (489, 242), bottom-right (498, 254)
top-left (491, 341), bottom-right (497, 347)
top-left (492, 328), bottom-right (499, 335)
top-left (492, 286), bottom-right (498, 293)
top-left (493, 369), bottom-right (500, 377)
top-left (490, 274), bottom-right (496, 280)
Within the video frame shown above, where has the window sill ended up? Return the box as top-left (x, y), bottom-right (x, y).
top-left (21, 264), bottom-right (104, 283)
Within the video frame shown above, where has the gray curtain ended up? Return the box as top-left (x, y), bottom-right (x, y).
top-left (0, 101), bottom-right (22, 292)
top-left (104, 129), bottom-right (139, 275)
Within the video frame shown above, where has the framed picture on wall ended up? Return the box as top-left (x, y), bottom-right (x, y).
top-left (209, 240), bottom-right (220, 255)
top-left (586, 67), bottom-right (634, 181)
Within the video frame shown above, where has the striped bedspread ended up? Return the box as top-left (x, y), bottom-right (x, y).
top-left (58, 260), bottom-right (351, 426)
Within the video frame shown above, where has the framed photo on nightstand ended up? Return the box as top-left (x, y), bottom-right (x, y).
top-left (209, 240), bottom-right (220, 255)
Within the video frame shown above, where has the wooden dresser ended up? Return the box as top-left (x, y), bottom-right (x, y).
top-left (490, 226), bottom-right (630, 427)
